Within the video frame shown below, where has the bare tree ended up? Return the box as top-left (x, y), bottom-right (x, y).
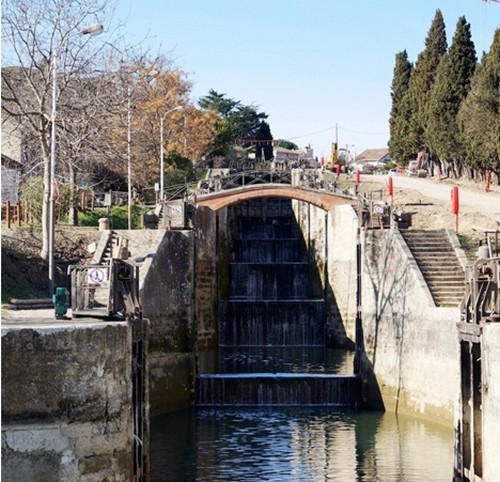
top-left (2, 0), bottom-right (114, 262)
top-left (2, 0), bottom-right (218, 270)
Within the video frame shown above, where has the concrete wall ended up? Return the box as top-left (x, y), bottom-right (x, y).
top-left (359, 229), bottom-right (460, 425)
top-left (327, 205), bottom-right (358, 346)
top-left (292, 202), bottom-right (358, 348)
top-left (481, 323), bottom-right (500, 481)
top-left (1, 321), bottom-right (135, 481)
top-left (138, 229), bottom-right (195, 415)
top-left (194, 206), bottom-right (219, 349)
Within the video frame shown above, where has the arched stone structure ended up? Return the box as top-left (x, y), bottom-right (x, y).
top-left (196, 184), bottom-right (355, 211)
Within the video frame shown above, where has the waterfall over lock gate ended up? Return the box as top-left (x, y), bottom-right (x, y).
top-left (196, 198), bottom-right (359, 407)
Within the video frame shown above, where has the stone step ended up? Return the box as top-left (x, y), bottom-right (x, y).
top-left (419, 270), bottom-right (464, 278)
top-left (402, 229), bottom-right (466, 306)
top-left (413, 251), bottom-right (459, 258)
top-left (408, 247), bottom-right (457, 255)
top-left (430, 286), bottom-right (465, 295)
top-left (418, 266), bottom-right (464, 275)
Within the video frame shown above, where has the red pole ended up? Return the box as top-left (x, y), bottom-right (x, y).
top-left (387, 175), bottom-right (394, 205)
top-left (451, 186), bottom-right (459, 233)
top-left (335, 163), bottom-right (341, 177)
top-left (354, 170), bottom-right (360, 195)
top-left (485, 170), bottom-right (491, 192)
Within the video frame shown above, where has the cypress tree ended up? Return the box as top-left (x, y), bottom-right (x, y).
top-left (426, 16), bottom-right (477, 178)
top-left (459, 29), bottom-right (500, 180)
top-left (388, 50), bottom-right (413, 165)
top-left (402, 10), bottom-right (448, 159)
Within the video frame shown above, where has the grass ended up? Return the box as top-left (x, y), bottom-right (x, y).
top-left (75, 204), bottom-right (148, 229)
top-left (457, 234), bottom-right (478, 261)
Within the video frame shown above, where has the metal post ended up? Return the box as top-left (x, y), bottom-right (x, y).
top-left (127, 86), bottom-right (132, 230)
top-left (47, 24), bottom-right (103, 295)
top-left (160, 116), bottom-right (164, 202)
top-left (48, 50), bottom-right (58, 295)
top-left (159, 106), bottom-right (181, 202)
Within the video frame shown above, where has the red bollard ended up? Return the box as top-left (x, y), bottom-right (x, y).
top-left (387, 175), bottom-right (394, 205)
top-left (485, 170), bottom-right (491, 192)
top-left (451, 186), bottom-right (459, 233)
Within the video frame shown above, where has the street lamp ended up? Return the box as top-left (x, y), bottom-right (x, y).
top-left (127, 85), bottom-right (133, 229)
top-left (159, 106), bottom-right (182, 202)
top-left (48, 23), bottom-right (103, 295)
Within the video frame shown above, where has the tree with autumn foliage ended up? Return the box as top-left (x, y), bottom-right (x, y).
top-left (101, 57), bottom-right (218, 189)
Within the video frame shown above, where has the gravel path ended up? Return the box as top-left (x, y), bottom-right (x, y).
top-left (357, 174), bottom-right (500, 237)
top-left (368, 174), bottom-right (500, 219)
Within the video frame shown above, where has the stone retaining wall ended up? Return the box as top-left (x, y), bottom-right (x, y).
top-left (1, 321), bottom-right (137, 481)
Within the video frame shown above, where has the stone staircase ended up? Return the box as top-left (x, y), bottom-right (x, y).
top-left (401, 229), bottom-right (466, 307)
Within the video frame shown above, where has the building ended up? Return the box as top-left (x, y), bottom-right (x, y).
top-left (350, 148), bottom-right (391, 174)
top-left (272, 145), bottom-right (316, 168)
top-left (1, 118), bottom-right (23, 203)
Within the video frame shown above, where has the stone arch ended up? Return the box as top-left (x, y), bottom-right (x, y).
top-left (196, 184), bottom-right (354, 211)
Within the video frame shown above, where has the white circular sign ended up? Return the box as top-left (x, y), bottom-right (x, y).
top-left (88, 267), bottom-right (107, 285)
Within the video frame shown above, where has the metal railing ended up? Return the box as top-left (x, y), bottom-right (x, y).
top-left (196, 170), bottom-right (293, 194)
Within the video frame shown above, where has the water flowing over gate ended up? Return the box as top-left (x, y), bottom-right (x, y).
top-left (196, 198), bottom-right (359, 406)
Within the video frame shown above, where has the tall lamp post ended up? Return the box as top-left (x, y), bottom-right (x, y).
top-left (127, 85), bottom-right (133, 229)
top-left (126, 68), bottom-right (159, 229)
top-left (48, 23), bottom-right (103, 295)
top-left (159, 106), bottom-right (182, 202)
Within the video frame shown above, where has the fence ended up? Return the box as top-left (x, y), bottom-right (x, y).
top-left (1, 202), bottom-right (31, 228)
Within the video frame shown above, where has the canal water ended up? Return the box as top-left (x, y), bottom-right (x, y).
top-left (150, 407), bottom-right (454, 481)
top-left (150, 198), bottom-right (454, 480)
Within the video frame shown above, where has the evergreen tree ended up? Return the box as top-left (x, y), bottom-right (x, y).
top-left (199, 89), bottom-right (273, 164)
top-left (388, 50), bottom-right (413, 164)
top-left (458, 29), bottom-right (500, 179)
top-left (426, 16), bottom-right (476, 177)
top-left (402, 10), bottom-right (448, 159)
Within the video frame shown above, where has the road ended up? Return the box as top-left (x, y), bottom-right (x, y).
top-left (367, 174), bottom-right (500, 221)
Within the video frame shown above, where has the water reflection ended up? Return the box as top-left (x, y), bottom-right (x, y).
top-left (150, 408), bottom-right (453, 481)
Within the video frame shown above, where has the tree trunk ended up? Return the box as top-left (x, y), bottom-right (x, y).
top-left (41, 151), bottom-right (50, 260)
top-left (68, 163), bottom-right (78, 226)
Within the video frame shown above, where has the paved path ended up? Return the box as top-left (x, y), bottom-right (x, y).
top-left (367, 174), bottom-right (500, 221)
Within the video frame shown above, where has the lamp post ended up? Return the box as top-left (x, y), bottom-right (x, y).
top-left (124, 66), bottom-right (159, 229)
top-left (159, 106), bottom-right (182, 201)
top-left (48, 23), bottom-right (103, 295)
top-left (127, 85), bottom-right (132, 229)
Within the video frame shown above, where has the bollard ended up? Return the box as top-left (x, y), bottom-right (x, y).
top-left (53, 287), bottom-right (69, 319)
top-left (99, 217), bottom-right (110, 231)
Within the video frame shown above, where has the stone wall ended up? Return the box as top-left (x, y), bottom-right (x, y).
top-left (137, 229), bottom-right (195, 415)
top-left (1, 321), bottom-right (136, 481)
top-left (194, 206), bottom-right (219, 349)
top-left (359, 229), bottom-right (460, 424)
top-left (480, 323), bottom-right (500, 481)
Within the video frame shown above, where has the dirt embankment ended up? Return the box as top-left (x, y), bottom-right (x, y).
top-left (358, 174), bottom-right (500, 242)
top-left (1, 227), bottom-right (101, 302)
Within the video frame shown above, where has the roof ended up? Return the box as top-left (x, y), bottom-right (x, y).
top-left (355, 148), bottom-right (390, 163)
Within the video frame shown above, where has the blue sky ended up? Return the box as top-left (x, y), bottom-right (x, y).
top-left (113, 0), bottom-right (499, 158)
